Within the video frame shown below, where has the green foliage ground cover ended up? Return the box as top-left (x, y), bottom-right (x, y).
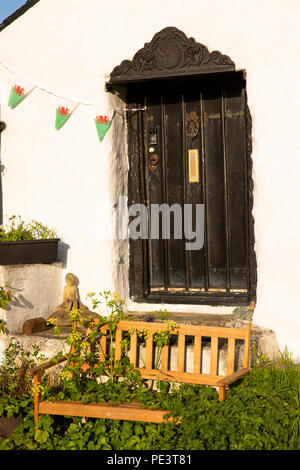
top-left (0, 342), bottom-right (299, 451)
top-left (0, 292), bottom-right (299, 450)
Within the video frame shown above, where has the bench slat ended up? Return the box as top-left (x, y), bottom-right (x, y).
top-left (217, 367), bottom-right (251, 386)
top-left (243, 323), bottom-right (251, 368)
top-left (227, 337), bottom-right (235, 375)
top-left (114, 328), bottom-right (122, 362)
top-left (177, 334), bottom-right (185, 372)
top-left (210, 337), bottom-right (218, 375)
top-left (135, 368), bottom-right (224, 386)
top-left (193, 335), bottom-right (202, 373)
top-left (129, 331), bottom-right (137, 367)
top-left (161, 345), bottom-right (169, 370)
top-left (39, 401), bottom-right (170, 423)
top-left (117, 320), bottom-right (247, 339)
top-left (99, 326), bottom-right (108, 362)
top-left (145, 335), bottom-right (153, 369)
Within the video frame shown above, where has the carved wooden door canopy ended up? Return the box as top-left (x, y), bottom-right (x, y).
top-left (109, 27), bottom-right (235, 84)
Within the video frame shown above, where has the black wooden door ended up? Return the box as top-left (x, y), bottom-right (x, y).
top-left (127, 76), bottom-right (251, 304)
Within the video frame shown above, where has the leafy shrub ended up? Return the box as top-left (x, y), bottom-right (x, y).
top-left (1, 293), bottom-right (299, 450)
top-left (0, 338), bottom-right (47, 429)
top-left (0, 284), bottom-right (12, 333)
top-left (1, 363), bottom-right (300, 450)
top-left (0, 215), bottom-right (57, 241)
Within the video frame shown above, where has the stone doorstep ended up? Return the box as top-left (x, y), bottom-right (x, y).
top-left (0, 314), bottom-right (280, 386)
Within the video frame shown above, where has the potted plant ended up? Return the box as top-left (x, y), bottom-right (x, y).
top-left (0, 215), bottom-right (60, 265)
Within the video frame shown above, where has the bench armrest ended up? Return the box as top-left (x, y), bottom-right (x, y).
top-left (217, 367), bottom-right (251, 386)
top-left (27, 355), bottom-right (67, 376)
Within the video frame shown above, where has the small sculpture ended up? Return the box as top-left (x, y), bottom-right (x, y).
top-left (63, 273), bottom-right (80, 312)
top-left (48, 273), bottom-right (100, 326)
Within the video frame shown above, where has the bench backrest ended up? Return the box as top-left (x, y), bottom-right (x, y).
top-left (95, 320), bottom-right (251, 384)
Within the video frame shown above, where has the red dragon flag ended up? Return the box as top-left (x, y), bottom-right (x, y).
top-left (94, 111), bottom-right (115, 142)
top-left (8, 80), bottom-right (36, 108)
top-left (55, 100), bottom-right (78, 130)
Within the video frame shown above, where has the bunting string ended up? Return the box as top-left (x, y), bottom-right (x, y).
top-left (0, 61), bottom-right (147, 112)
top-left (0, 61), bottom-right (147, 140)
top-left (0, 60), bottom-right (101, 106)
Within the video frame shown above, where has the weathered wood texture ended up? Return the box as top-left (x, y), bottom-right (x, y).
top-left (29, 321), bottom-right (251, 424)
top-left (113, 27), bottom-right (256, 306)
top-left (126, 76), bottom-right (255, 305)
top-left (109, 27), bottom-right (235, 84)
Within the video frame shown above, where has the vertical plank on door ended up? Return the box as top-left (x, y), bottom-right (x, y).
top-left (164, 90), bottom-right (186, 288)
top-left (185, 89), bottom-right (206, 289)
top-left (224, 88), bottom-right (248, 290)
top-left (145, 93), bottom-right (166, 289)
top-left (203, 90), bottom-right (227, 289)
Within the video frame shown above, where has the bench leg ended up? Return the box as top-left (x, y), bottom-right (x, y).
top-left (219, 386), bottom-right (226, 401)
top-left (33, 372), bottom-right (41, 424)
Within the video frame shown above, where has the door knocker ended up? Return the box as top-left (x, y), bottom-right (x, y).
top-left (149, 154), bottom-right (159, 171)
top-left (186, 111), bottom-right (200, 140)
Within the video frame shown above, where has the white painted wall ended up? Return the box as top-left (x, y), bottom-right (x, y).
top-left (0, 0), bottom-right (299, 359)
top-left (0, 263), bottom-right (62, 333)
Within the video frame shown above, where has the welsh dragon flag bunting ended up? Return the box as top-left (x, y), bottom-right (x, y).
top-left (55, 100), bottom-right (78, 130)
top-left (8, 80), bottom-right (35, 108)
top-left (94, 111), bottom-right (115, 142)
top-left (55, 106), bottom-right (71, 129)
top-left (7, 79), bottom-right (117, 138)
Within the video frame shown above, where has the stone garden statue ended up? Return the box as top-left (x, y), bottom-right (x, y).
top-left (63, 272), bottom-right (80, 312)
top-left (48, 273), bottom-right (100, 326)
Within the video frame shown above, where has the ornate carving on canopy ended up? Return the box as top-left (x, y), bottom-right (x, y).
top-left (109, 27), bottom-right (235, 83)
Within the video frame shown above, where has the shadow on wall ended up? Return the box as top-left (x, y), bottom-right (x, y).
top-left (5, 290), bottom-right (34, 311)
top-left (0, 164), bottom-right (3, 225)
top-left (107, 86), bottom-right (129, 301)
top-left (0, 117), bottom-right (6, 224)
top-left (57, 241), bottom-right (70, 268)
top-left (4, 281), bottom-right (34, 312)
top-left (0, 162), bottom-right (4, 227)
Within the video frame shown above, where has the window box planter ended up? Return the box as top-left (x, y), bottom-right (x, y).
top-left (0, 238), bottom-right (60, 265)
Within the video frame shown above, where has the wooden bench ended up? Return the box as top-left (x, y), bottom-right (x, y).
top-left (28, 320), bottom-right (252, 424)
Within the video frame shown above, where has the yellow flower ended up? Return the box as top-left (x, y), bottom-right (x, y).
top-left (60, 370), bottom-right (73, 382)
top-left (81, 341), bottom-right (90, 353)
top-left (166, 320), bottom-right (179, 332)
top-left (31, 383), bottom-right (44, 396)
top-left (69, 309), bottom-right (82, 321)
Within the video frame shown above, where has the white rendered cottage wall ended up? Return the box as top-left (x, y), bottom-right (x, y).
top-left (0, 0), bottom-right (299, 359)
